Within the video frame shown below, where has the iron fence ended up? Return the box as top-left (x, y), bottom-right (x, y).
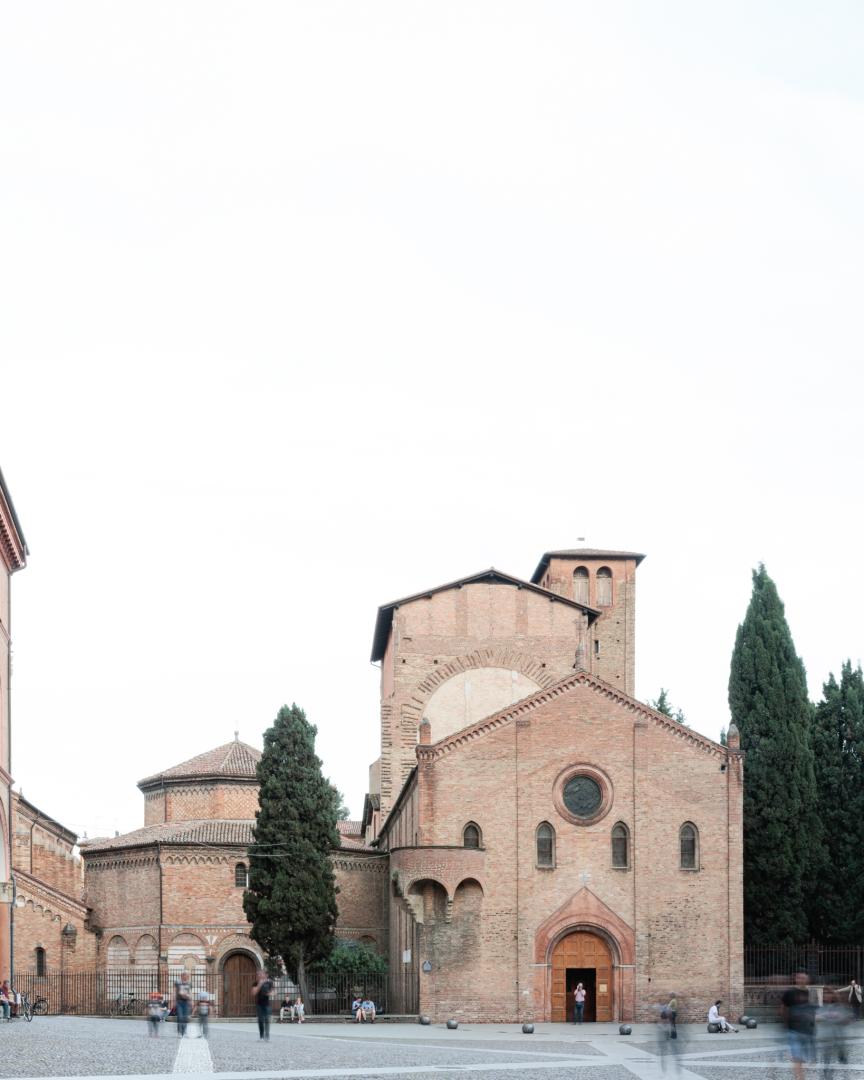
top-left (745, 944), bottom-right (864, 986)
top-left (11, 968), bottom-right (416, 1018)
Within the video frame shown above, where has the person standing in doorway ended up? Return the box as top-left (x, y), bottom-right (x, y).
top-left (174, 973), bottom-right (192, 1038)
top-left (253, 970), bottom-right (273, 1041)
top-left (573, 983), bottom-right (586, 1023)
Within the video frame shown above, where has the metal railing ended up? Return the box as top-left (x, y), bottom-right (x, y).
top-left (11, 968), bottom-right (417, 1018)
top-left (745, 944), bottom-right (864, 986)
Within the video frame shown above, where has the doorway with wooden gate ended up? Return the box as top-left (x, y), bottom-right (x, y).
top-left (221, 951), bottom-right (257, 1017)
top-left (550, 930), bottom-right (614, 1022)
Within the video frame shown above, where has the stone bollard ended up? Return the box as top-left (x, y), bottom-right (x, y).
top-left (746, 1018), bottom-right (758, 1029)
top-left (418, 1016), bottom-right (431, 1026)
top-left (707, 1023), bottom-right (721, 1033)
top-left (619, 1024), bottom-right (632, 1035)
top-left (522, 1023), bottom-right (534, 1034)
top-left (446, 1019), bottom-right (458, 1030)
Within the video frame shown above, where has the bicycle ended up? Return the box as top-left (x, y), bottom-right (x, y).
top-left (7, 992), bottom-right (33, 1022)
top-left (31, 996), bottom-right (48, 1016)
top-left (110, 992), bottom-right (140, 1016)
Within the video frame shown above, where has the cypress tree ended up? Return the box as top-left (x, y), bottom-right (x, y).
top-left (728, 565), bottom-right (819, 944)
top-left (244, 704), bottom-right (340, 1001)
top-left (811, 662), bottom-right (864, 943)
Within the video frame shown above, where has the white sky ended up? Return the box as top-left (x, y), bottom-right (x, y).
top-left (1, 2), bottom-right (862, 840)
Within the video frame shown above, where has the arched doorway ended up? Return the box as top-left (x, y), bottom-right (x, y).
top-left (221, 951), bottom-right (257, 1017)
top-left (551, 931), bottom-right (613, 1022)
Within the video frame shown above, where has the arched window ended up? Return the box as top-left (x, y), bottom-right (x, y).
top-left (462, 822), bottom-right (481, 849)
top-left (234, 862), bottom-right (249, 888)
top-left (680, 823), bottom-right (698, 870)
top-left (611, 822), bottom-right (630, 868)
top-left (35, 947), bottom-right (46, 976)
top-left (573, 567), bottom-right (589, 605)
top-left (596, 567), bottom-right (613, 606)
top-left (536, 822), bottom-right (555, 868)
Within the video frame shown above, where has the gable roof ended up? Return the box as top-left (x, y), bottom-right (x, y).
top-left (0, 466), bottom-right (27, 572)
top-left (416, 669), bottom-right (730, 763)
top-left (530, 548), bottom-right (645, 583)
top-left (371, 567), bottom-right (599, 661)
top-left (138, 739), bottom-right (261, 790)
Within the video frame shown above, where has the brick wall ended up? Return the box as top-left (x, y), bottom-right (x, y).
top-left (13, 871), bottom-right (97, 974)
top-left (143, 782), bottom-right (259, 826)
top-left (397, 676), bottom-right (741, 1023)
top-left (378, 582), bottom-right (591, 817)
top-left (333, 854), bottom-right (389, 955)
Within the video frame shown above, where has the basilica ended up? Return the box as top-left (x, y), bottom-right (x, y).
top-left (9, 537), bottom-right (743, 1024)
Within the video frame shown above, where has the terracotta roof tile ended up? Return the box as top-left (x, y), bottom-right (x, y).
top-left (81, 819), bottom-right (255, 853)
top-left (138, 740), bottom-right (261, 789)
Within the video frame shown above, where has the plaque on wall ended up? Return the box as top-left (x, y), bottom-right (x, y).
top-left (422, 960), bottom-right (432, 973)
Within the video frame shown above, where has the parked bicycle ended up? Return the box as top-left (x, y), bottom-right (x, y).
top-left (110, 992), bottom-right (141, 1016)
top-left (6, 992), bottom-right (34, 1021)
top-left (31, 995), bottom-right (48, 1015)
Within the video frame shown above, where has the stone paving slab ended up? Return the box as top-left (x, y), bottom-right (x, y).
top-left (0, 1018), bottom-right (178, 1076)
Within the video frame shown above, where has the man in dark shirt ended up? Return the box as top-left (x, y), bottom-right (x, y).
top-left (253, 970), bottom-right (273, 1041)
top-left (782, 973), bottom-right (815, 1080)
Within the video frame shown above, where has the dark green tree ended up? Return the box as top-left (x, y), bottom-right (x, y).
top-left (649, 688), bottom-right (687, 724)
top-left (729, 565), bottom-right (819, 944)
top-left (311, 941), bottom-right (388, 975)
top-left (329, 783), bottom-right (351, 821)
top-left (810, 661), bottom-right (864, 943)
top-left (244, 704), bottom-right (340, 1003)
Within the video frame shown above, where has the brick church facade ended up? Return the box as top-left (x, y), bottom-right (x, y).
top-left (366, 549), bottom-right (743, 1023)
top-left (12, 541), bottom-right (742, 1025)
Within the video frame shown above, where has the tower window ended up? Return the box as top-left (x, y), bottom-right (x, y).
top-left (611, 823), bottom-right (630, 868)
top-left (462, 822), bottom-right (481, 849)
top-left (680, 823), bottom-right (699, 870)
top-left (234, 862), bottom-right (249, 888)
top-left (573, 567), bottom-right (589, 605)
top-left (536, 822), bottom-right (555, 868)
top-left (596, 567), bottom-right (613, 606)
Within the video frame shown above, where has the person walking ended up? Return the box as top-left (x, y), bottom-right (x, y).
top-left (835, 979), bottom-right (862, 1020)
top-left (573, 983), bottom-right (586, 1023)
top-left (196, 990), bottom-right (211, 1039)
top-left (147, 992), bottom-right (163, 1037)
top-left (174, 974), bottom-right (192, 1038)
top-left (253, 970), bottom-right (273, 1041)
top-left (782, 973), bottom-right (816, 1080)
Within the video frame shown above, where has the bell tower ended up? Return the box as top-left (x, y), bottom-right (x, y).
top-left (531, 548), bottom-right (644, 695)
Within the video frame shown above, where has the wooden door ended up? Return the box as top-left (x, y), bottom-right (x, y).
top-left (222, 952), bottom-right (256, 1017)
top-left (551, 932), bottom-right (613, 1022)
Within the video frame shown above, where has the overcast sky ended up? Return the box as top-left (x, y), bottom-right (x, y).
top-left (2, 2), bottom-right (862, 840)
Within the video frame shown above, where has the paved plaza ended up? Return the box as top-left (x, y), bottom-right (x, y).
top-left (3, 1017), bottom-right (864, 1080)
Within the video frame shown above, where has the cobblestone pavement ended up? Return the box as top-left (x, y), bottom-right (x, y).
top-left (4, 1018), bottom-right (864, 1080)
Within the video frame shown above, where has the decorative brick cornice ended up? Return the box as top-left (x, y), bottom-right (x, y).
top-left (333, 855), bottom-right (388, 873)
top-left (417, 671), bottom-right (730, 762)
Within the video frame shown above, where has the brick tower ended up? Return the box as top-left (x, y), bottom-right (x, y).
top-left (530, 548), bottom-right (643, 696)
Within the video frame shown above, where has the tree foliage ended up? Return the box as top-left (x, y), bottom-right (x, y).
top-left (810, 661), bottom-right (864, 944)
top-left (649, 688), bottom-right (687, 725)
top-left (311, 941), bottom-right (388, 975)
top-left (244, 704), bottom-right (340, 999)
top-left (729, 565), bottom-right (820, 944)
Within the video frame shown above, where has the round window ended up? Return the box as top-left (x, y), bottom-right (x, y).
top-left (553, 764), bottom-right (613, 825)
top-left (562, 775), bottom-right (602, 818)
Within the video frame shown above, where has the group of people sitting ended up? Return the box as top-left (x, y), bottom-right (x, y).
top-left (351, 997), bottom-right (376, 1023)
top-left (278, 995), bottom-right (305, 1023)
top-left (0, 981), bottom-right (21, 1019)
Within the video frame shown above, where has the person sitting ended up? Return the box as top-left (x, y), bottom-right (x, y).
top-left (708, 1000), bottom-right (737, 1032)
top-left (362, 998), bottom-right (376, 1023)
top-left (0, 983), bottom-right (9, 1021)
top-left (293, 995), bottom-right (305, 1023)
top-left (279, 996), bottom-right (293, 1023)
top-left (352, 997), bottom-right (365, 1022)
